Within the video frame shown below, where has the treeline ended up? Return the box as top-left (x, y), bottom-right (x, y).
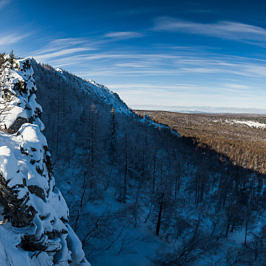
top-left (137, 111), bottom-right (266, 175)
top-left (0, 51), bottom-right (16, 69)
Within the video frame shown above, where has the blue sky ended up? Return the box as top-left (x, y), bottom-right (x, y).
top-left (1, 0), bottom-right (266, 112)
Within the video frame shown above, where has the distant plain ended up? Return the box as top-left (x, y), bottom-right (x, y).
top-left (136, 111), bottom-right (266, 174)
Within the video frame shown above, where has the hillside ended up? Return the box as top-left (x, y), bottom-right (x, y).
top-left (0, 54), bottom-right (264, 265)
top-left (0, 55), bottom-right (89, 265)
top-left (136, 111), bottom-right (266, 175)
top-left (30, 60), bottom-right (265, 265)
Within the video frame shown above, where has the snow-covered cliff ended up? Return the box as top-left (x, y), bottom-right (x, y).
top-left (55, 67), bottom-right (132, 115)
top-left (0, 55), bottom-right (89, 265)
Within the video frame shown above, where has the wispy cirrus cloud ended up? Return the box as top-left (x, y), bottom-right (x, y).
top-left (34, 47), bottom-right (266, 80)
top-left (33, 38), bottom-right (89, 55)
top-left (35, 47), bottom-right (95, 60)
top-left (153, 17), bottom-right (266, 44)
top-left (106, 81), bottom-right (264, 110)
top-left (224, 83), bottom-right (249, 90)
top-left (0, 33), bottom-right (28, 46)
top-left (104, 31), bottom-right (143, 39)
top-left (31, 37), bottom-right (96, 62)
top-left (28, 36), bottom-right (266, 110)
top-left (32, 33), bottom-right (143, 63)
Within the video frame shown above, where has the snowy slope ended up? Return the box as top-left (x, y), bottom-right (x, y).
top-left (55, 67), bottom-right (179, 135)
top-left (56, 68), bottom-right (132, 115)
top-left (0, 56), bottom-right (89, 265)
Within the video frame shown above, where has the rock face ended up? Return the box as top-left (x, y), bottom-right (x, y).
top-left (0, 55), bottom-right (89, 265)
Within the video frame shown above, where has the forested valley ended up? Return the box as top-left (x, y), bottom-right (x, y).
top-left (33, 61), bottom-right (266, 265)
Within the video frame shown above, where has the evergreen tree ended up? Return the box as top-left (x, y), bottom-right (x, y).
top-left (9, 50), bottom-right (15, 67)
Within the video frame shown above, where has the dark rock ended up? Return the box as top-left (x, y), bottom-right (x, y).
top-left (8, 117), bottom-right (28, 133)
top-left (28, 185), bottom-right (46, 201)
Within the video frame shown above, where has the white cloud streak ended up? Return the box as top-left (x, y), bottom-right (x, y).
top-left (153, 17), bottom-right (266, 44)
top-left (40, 49), bottom-right (266, 79)
top-left (35, 47), bottom-right (95, 60)
top-left (0, 33), bottom-right (28, 46)
top-left (27, 35), bottom-right (266, 110)
top-left (104, 31), bottom-right (143, 39)
top-left (34, 38), bottom-right (89, 55)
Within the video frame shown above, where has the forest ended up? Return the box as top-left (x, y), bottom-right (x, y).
top-left (32, 61), bottom-right (266, 265)
top-left (136, 111), bottom-right (266, 175)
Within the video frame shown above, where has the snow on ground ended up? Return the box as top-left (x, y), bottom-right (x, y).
top-left (92, 229), bottom-right (161, 266)
top-left (0, 223), bottom-right (53, 266)
top-left (140, 114), bottom-right (181, 137)
top-left (54, 67), bottom-right (180, 138)
top-left (55, 68), bottom-right (132, 115)
top-left (226, 119), bottom-right (266, 129)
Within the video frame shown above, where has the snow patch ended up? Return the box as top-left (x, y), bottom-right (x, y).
top-left (226, 119), bottom-right (266, 129)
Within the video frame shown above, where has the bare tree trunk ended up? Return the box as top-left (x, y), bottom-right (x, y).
top-left (74, 173), bottom-right (87, 231)
top-left (156, 193), bottom-right (164, 236)
top-left (122, 150), bottom-right (128, 203)
top-left (152, 153), bottom-right (157, 193)
top-left (244, 218), bottom-right (248, 246)
top-left (121, 133), bottom-right (128, 203)
top-left (56, 95), bottom-right (60, 156)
